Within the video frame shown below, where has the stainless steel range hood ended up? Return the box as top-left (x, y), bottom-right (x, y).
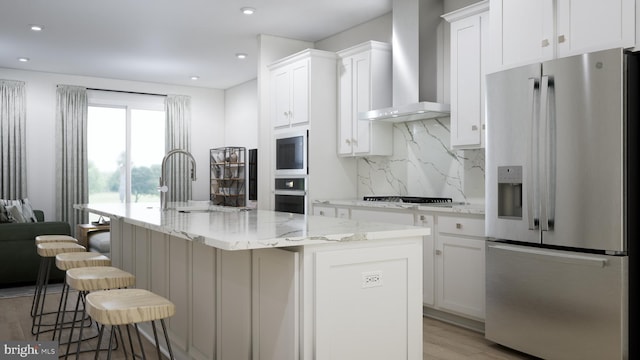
top-left (361, 0), bottom-right (449, 123)
top-left (360, 101), bottom-right (450, 122)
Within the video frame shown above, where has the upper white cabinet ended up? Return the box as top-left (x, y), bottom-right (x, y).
top-left (270, 49), bottom-right (337, 130)
top-left (490, 0), bottom-right (635, 71)
top-left (336, 41), bottom-right (393, 156)
top-left (443, 1), bottom-right (489, 149)
top-left (270, 57), bottom-right (310, 128)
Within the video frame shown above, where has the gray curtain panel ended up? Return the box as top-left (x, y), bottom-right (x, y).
top-left (164, 95), bottom-right (192, 203)
top-left (55, 85), bottom-right (88, 231)
top-left (0, 80), bottom-right (27, 199)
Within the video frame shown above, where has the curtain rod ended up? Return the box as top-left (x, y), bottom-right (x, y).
top-left (85, 87), bottom-right (167, 97)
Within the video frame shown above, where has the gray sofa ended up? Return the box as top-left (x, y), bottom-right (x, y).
top-left (0, 210), bottom-right (71, 287)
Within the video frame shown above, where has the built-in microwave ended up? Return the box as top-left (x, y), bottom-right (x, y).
top-left (275, 130), bottom-right (308, 176)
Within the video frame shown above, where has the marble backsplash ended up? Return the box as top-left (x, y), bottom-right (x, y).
top-left (357, 117), bottom-right (485, 204)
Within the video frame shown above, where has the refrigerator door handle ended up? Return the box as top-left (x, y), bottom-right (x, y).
top-left (539, 75), bottom-right (550, 232)
top-left (547, 78), bottom-right (556, 229)
top-left (488, 244), bottom-right (608, 267)
top-left (527, 77), bottom-right (539, 230)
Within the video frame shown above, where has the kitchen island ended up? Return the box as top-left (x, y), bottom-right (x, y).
top-left (75, 202), bottom-right (429, 360)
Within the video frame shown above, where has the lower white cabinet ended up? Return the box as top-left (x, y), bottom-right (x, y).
top-left (313, 203), bottom-right (487, 322)
top-left (313, 205), bottom-right (336, 217)
top-left (435, 215), bottom-right (486, 320)
top-left (350, 208), bottom-right (415, 225)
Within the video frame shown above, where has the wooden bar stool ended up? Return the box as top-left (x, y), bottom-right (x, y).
top-left (63, 266), bottom-right (135, 359)
top-left (32, 242), bottom-right (85, 339)
top-left (85, 289), bottom-right (176, 360)
top-left (35, 235), bottom-right (78, 244)
top-left (53, 252), bottom-right (112, 343)
top-left (31, 235), bottom-right (79, 317)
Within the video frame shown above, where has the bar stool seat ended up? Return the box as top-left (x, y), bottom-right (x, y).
top-left (86, 289), bottom-right (176, 359)
top-left (66, 266), bottom-right (135, 291)
top-left (37, 242), bottom-right (86, 257)
top-left (56, 252), bottom-right (111, 270)
top-left (35, 235), bottom-right (78, 245)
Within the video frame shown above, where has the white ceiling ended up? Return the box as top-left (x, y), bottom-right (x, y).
top-left (0, 0), bottom-right (391, 90)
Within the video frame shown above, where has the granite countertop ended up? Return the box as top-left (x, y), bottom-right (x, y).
top-left (74, 202), bottom-right (430, 251)
top-left (313, 199), bottom-right (486, 215)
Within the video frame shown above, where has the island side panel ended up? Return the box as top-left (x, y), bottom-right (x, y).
top-left (190, 241), bottom-right (216, 360)
top-left (252, 248), bottom-right (300, 360)
top-left (301, 237), bottom-right (423, 360)
top-left (217, 250), bottom-right (252, 359)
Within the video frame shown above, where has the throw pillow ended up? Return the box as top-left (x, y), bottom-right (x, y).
top-left (6, 205), bottom-right (26, 223)
top-left (0, 198), bottom-right (38, 222)
top-left (20, 198), bottom-right (38, 222)
top-left (0, 204), bottom-right (11, 223)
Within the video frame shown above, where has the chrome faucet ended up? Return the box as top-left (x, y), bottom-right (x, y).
top-left (159, 149), bottom-right (197, 210)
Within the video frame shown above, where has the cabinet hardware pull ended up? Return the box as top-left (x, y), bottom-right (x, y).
top-left (456, 223), bottom-right (462, 229)
top-left (471, 125), bottom-right (478, 131)
top-left (558, 35), bottom-right (566, 43)
top-left (482, 124), bottom-right (486, 130)
top-left (541, 39), bottom-right (550, 47)
top-left (435, 250), bottom-right (442, 255)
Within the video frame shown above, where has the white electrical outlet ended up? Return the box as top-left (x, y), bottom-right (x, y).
top-left (362, 270), bottom-right (383, 288)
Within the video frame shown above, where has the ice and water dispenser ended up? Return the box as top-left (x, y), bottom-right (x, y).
top-left (498, 166), bottom-right (522, 219)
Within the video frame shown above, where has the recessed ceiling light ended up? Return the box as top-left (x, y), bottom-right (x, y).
top-left (17, 57), bottom-right (30, 62)
top-left (190, 76), bottom-right (200, 81)
top-left (30, 25), bottom-right (43, 31)
top-left (236, 53), bottom-right (248, 60)
top-left (241, 7), bottom-right (255, 15)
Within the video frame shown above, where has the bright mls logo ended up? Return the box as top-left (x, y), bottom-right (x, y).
top-left (1, 341), bottom-right (56, 359)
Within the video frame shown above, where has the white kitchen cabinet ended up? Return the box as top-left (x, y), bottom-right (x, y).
top-left (271, 58), bottom-right (309, 128)
top-left (435, 215), bottom-right (486, 320)
top-left (443, 1), bottom-right (489, 149)
top-left (270, 49), bottom-right (337, 130)
top-left (313, 205), bottom-right (336, 217)
top-left (337, 41), bottom-right (393, 156)
top-left (490, 0), bottom-right (635, 71)
top-left (350, 208), bottom-right (415, 225)
top-left (310, 203), bottom-right (487, 323)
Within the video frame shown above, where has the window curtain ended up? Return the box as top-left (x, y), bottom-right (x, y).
top-left (0, 80), bottom-right (27, 199)
top-left (55, 85), bottom-right (88, 231)
top-left (165, 95), bottom-right (192, 203)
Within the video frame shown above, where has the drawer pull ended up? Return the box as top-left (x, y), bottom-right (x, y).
top-left (435, 250), bottom-right (442, 255)
top-left (456, 223), bottom-right (462, 229)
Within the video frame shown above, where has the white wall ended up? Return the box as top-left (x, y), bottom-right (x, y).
top-left (224, 79), bottom-right (258, 149)
top-left (0, 68), bottom-right (224, 220)
top-left (314, 13), bottom-right (392, 52)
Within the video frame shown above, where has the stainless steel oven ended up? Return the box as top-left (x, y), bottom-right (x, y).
top-left (275, 130), bottom-right (308, 176)
top-left (274, 177), bottom-right (306, 214)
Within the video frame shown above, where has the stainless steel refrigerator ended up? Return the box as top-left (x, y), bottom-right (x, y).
top-left (485, 48), bottom-right (638, 359)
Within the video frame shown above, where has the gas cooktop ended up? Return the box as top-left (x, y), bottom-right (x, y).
top-left (363, 196), bottom-right (454, 204)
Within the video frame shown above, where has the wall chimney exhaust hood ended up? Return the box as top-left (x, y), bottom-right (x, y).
top-left (361, 0), bottom-right (449, 123)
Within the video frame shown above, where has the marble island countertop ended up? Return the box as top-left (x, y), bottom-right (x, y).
top-left (314, 199), bottom-right (485, 215)
top-left (75, 202), bottom-right (430, 251)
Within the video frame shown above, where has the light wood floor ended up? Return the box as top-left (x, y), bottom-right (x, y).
top-left (0, 292), bottom-right (536, 359)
